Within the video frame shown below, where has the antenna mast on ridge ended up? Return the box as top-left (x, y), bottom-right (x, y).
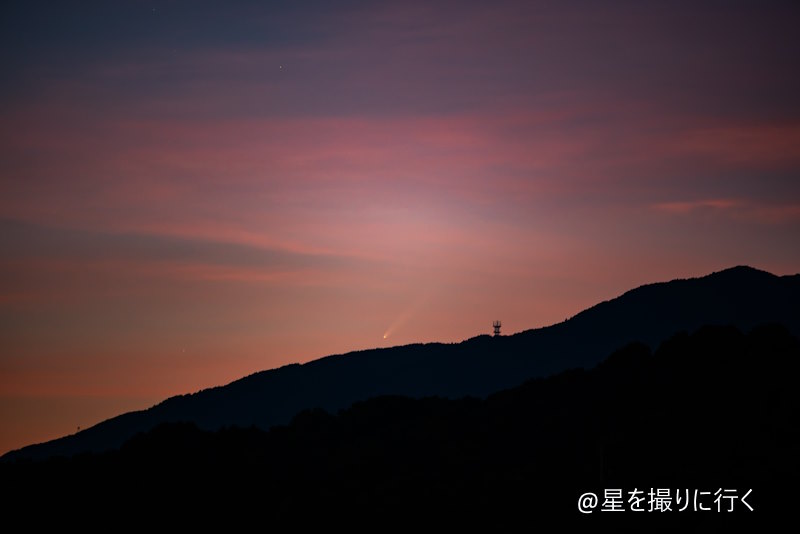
top-left (493, 320), bottom-right (502, 336)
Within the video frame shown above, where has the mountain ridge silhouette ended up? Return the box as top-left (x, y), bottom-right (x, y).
top-left (3, 323), bottom-right (796, 527)
top-left (4, 264), bottom-right (799, 461)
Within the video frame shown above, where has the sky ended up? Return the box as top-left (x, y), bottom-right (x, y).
top-left (1, 0), bottom-right (799, 454)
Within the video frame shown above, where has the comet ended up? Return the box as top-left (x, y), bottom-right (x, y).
top-left (382, 294), bottom-right (429, 341)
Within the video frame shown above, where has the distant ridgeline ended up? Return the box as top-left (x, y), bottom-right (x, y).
top-left (3, 265), bottom-right (799, 466)
top-left (2, 324), bottom-right (797, 527)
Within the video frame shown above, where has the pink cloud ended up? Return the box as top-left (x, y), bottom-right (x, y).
top-left (653, 198), bottom-right (743, 214)
top-left (667, 124), bottom-right (800, 169)
top-left (653, 198), bottom-right (800, 225)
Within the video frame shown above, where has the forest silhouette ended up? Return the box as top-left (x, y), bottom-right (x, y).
top-left (2, 323), bottom-right (797, 529)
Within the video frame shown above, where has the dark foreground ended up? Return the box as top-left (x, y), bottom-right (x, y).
top-left (2, 324), bottom-right (797, 530)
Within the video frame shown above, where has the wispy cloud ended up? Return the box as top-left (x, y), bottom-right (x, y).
top-left (653, 198), bottom-right (743, 214)
top-left (652, 198), bottom-right (800, 224)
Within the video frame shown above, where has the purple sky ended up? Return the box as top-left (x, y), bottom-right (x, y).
top-left (1, 0), bottom-right (799, 454)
